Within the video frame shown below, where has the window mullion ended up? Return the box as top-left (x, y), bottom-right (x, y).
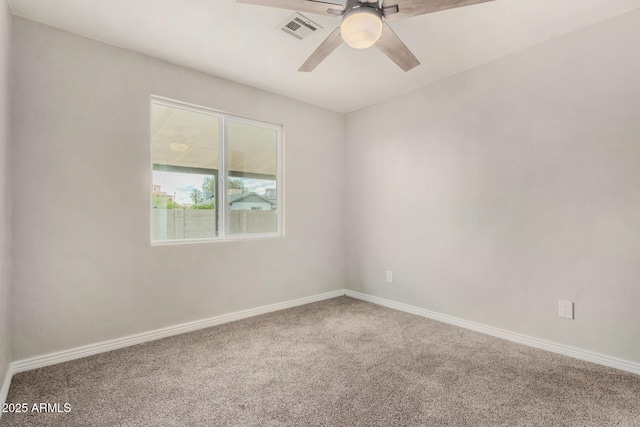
top-left (219, 116), bottom-right (227, 239)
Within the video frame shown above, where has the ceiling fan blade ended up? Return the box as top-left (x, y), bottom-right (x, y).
top-left (298, 27), bottom-right (343, 72)
top-left (375, 21), bottom-right (420, 72)
top-left (236, 0), bottom-right (343, 17)
top-left (383, 0), bottom-right (495, 22)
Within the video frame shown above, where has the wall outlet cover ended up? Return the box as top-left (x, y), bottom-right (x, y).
top-left (386, 271), bottom-right (393, 283)
top-left (558, 300), bottom-right (574, 319)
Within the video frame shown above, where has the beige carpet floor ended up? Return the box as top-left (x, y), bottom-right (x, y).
top-left (1, 296), bottom-right (639, 426)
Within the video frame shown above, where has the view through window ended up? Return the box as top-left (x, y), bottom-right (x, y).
top-left (151, 98), bottom-right (282, 243)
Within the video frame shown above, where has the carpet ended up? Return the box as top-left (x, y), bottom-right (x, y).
top-left (1, 296), bottom-right (639, 426)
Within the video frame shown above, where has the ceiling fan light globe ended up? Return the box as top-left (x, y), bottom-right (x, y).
top-left (340, 8), bottom-right (383, 49)
top-left (170, 142), bottom-right (189, 152)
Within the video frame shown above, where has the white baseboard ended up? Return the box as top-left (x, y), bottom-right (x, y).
top-left (0, 367), bottom-right (12, 419)
top-left (11, 289), bottom-right (346, 375)
top-left (4, 287), bottom-right (637, 410)
top-left (345, 290), bottom-right (640, 376)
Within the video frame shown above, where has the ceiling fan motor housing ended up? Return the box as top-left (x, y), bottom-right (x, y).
top-left (340, 1), bottom-right (384, 49)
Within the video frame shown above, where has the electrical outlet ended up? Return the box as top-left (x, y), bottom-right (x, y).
top-left (386, 271), bottom-right (393, 283)
top-left (558, 300), bottom-right (574, 319)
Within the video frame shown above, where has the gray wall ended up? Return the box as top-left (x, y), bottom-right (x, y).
top-left (0, 0), bottom-right (12, 387)
top-left (346, 9), bottom-right (640, 363)
top-left (8, 8), bottom-right (640, 367)
top-left (11, 18), bottom-right (346, 360)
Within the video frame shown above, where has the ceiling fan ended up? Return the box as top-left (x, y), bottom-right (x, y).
top-left (237, 0), bottom-right (495, 72)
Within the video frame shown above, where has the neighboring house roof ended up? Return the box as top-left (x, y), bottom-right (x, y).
top-left (228, 192), bottom-right (276, 206)
top-left (194, 193), bottom-right (215, 207)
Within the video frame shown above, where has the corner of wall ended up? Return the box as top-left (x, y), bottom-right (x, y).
top-left (0, 0), bottom-right (13, 407)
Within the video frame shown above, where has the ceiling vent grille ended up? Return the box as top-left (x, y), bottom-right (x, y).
top-left (277, 13), bottom-right (323, 40)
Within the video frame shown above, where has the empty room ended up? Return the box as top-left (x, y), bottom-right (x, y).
top-left (1, 0), bottom-right (640, 425)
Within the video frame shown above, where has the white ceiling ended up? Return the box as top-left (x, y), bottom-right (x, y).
top-left (8, 0), bottom-right (640, 113)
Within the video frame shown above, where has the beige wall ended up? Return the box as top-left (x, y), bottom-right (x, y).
top-left (346, 9), bottom-right (640, 363)
top-left (0, 0), bottom-right (12, 392)
top-left (11, 18), bottom-right (347, 360)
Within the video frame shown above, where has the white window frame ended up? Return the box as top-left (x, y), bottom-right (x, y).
top-left (150, 96), bottom-right (284, 244)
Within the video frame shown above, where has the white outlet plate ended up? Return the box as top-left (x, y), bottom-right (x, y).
top-left (386, 271), bottom-right (393, 283)
top-left (558, 300), bottom-right (574, 319)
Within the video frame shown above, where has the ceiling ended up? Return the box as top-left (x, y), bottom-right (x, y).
top-left (8, 0), bottom-right (640, 113)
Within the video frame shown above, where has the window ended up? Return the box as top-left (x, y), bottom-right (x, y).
top-left (151, 97), bottom-right (282, 243)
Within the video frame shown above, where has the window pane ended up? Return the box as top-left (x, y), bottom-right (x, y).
top-left (227, 121), bottom-right (278, 235)
top-left (151, 102), bottom-right (220, 241)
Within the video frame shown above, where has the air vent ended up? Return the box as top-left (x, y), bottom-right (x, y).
top-left (277, 13), bottom-right (323, 40)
